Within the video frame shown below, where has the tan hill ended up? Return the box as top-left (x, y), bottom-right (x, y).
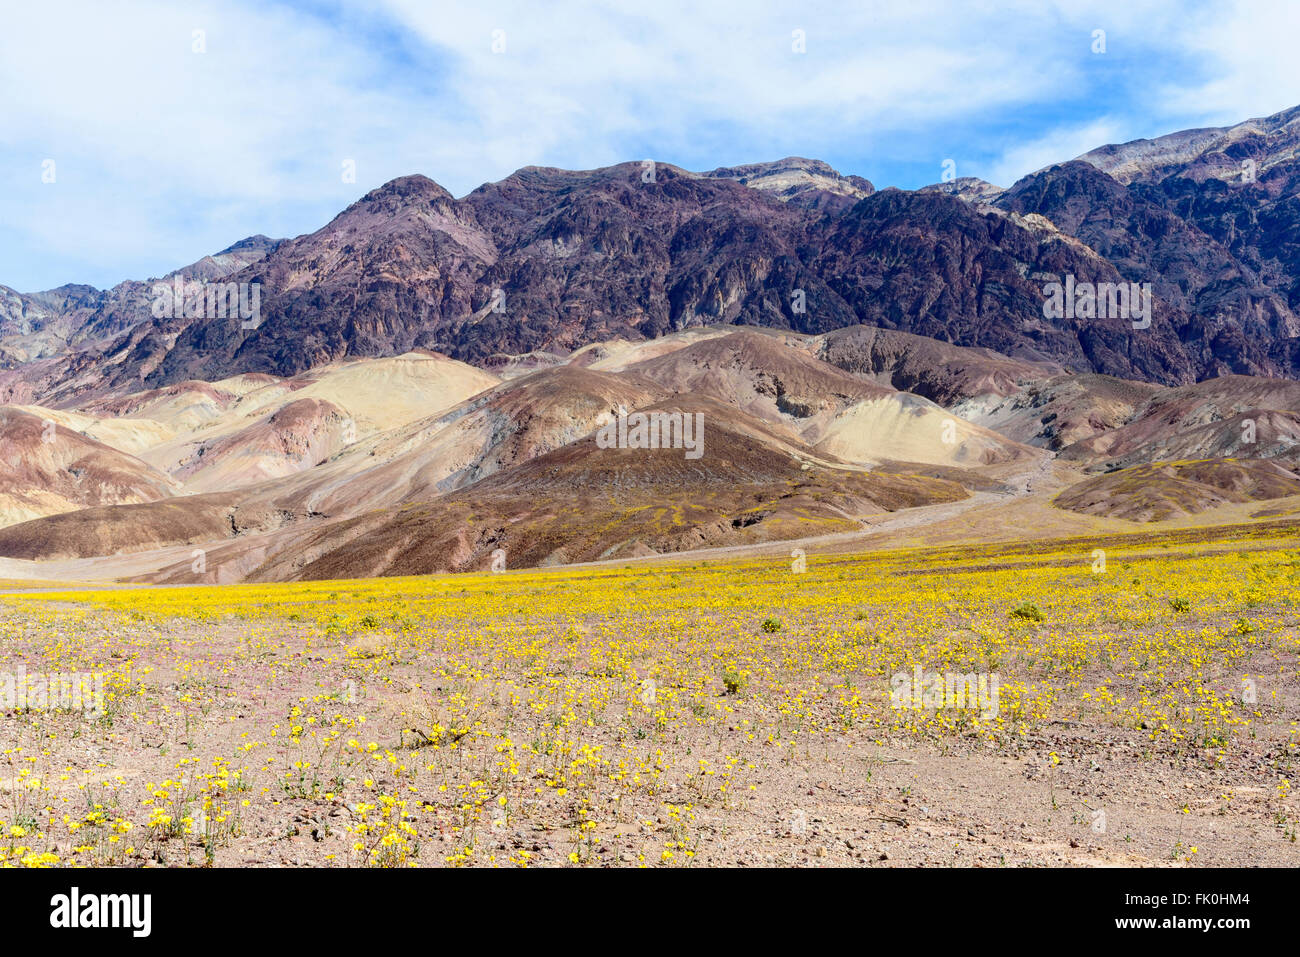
top-left (0, 388), bottom-right (993, 581)
top-left (95, 352), bottom-right (496, 447)
top-left (598, 328), bottom-right (1040, 467)
top-left (0, 328), bottom-right (1033, 577)
top-left (572, 327), bottom-right (741, 371)
top-left (80, 379), bottom-right (250, 434)
top-left (257, 363), bottom-right (667, 517)
top-left (812, 325), bottom-right (1062, 406)
top-left (225, 352), bottom-right (500, 439)
top-left (963, 373), bottom-right (1163, 449)
top-left (0, 492), bottom-right (297, 563)
top-left (0, 364), bottom-right (665, 563)
top-left (20, 351), bottom-right (502, 497)
top-left (813, 392), bottom-right (1042, 467)
top-left (1060, 375), bottom-right (1300, 467)
top-left (1064, 408), bottom-right (1300, 472)
top-left (161, 397), bottom-right (355, 494)
top-left (3, 318), bottom-right (1294, 583)
top-left (621, 328), bottom-right (892, 424)
top-left (243, 399), bottom-right (975, 582)
top-left (0, 408), bottom-right (178, 527)
top-left (1053, 458), bottom-right (1300, 522)
top-left (7, 403), bottom-right (175, 455)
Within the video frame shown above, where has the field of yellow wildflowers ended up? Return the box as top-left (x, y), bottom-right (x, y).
top-left (1, 520), bottom-right (1297, 867)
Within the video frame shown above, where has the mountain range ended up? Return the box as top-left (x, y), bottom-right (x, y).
top-left (2, 106), bottom-right (1299, 583)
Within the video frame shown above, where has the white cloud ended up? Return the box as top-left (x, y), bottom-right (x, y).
top-left (1, 0), bottom-right (1298, 290)
top-left (373, 0), bottom-right (1086, 171)
top-left (981, 118), bottom-right (1129, 188)
top-left (1154, 0), bottom-right (1300, 122)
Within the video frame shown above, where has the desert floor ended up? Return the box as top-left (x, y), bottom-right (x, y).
top-left (1, 508), bottom-right (1298, 868)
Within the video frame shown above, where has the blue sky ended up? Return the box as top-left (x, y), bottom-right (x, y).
top-left (4, 0), bottom-right (1300, 292)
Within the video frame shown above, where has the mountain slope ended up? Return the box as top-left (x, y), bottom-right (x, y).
top-left (0, 409), bottom-right (178, 527)
top-left (996, 160), bottom-right (1298, 378)
top-left (245, 400), bottom-right (974, 582)
top-left (11, 108), bottom-right (1300, 403)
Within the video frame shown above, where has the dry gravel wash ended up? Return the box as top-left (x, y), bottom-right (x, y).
top-left (0, 522), bottom-right (1297, 868)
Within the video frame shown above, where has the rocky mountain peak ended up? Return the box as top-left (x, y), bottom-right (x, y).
top-left (703, 157), bottom-right (873, 209)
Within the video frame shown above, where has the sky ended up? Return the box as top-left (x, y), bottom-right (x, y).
top-left (4, 0), bottom-right (1300, 292)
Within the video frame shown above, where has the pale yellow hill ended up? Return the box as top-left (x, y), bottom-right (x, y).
top-left (578, 328), bottom-right (737, 371)
top-left (209, 373), bottom-right (285, 397)
top-left (247, 352), bottom-right (500, 437)
top-left (8, 404), bottom-right (175, 456)
top-left (813, 393), bottom-right (1040, 467)
top-left (170, 398), bottom-right (355, 494)
top-left (131, 352), bottom-right (499, 490)
top-left (101, 384), bottom-right (242, 435)
top-left (0, 408), bottom-right (178, 528)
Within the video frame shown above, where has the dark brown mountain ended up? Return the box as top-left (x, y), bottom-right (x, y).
top-left (83, 168), bottom-right (1200, 393)
top-left (1073, 105), bottom-right (1300, 366)
top-left (810, 187), bottom-right (1194, 382)
top-left (0, 236), bottom-right (278, 370)
top-left (7, 107), bottom-right (1300, 404)
top-left (995, 160), bottom-right (1298, 378)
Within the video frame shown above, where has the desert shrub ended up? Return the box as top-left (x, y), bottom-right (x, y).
top-left (1010, 602), bottom-right (1044, 622)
